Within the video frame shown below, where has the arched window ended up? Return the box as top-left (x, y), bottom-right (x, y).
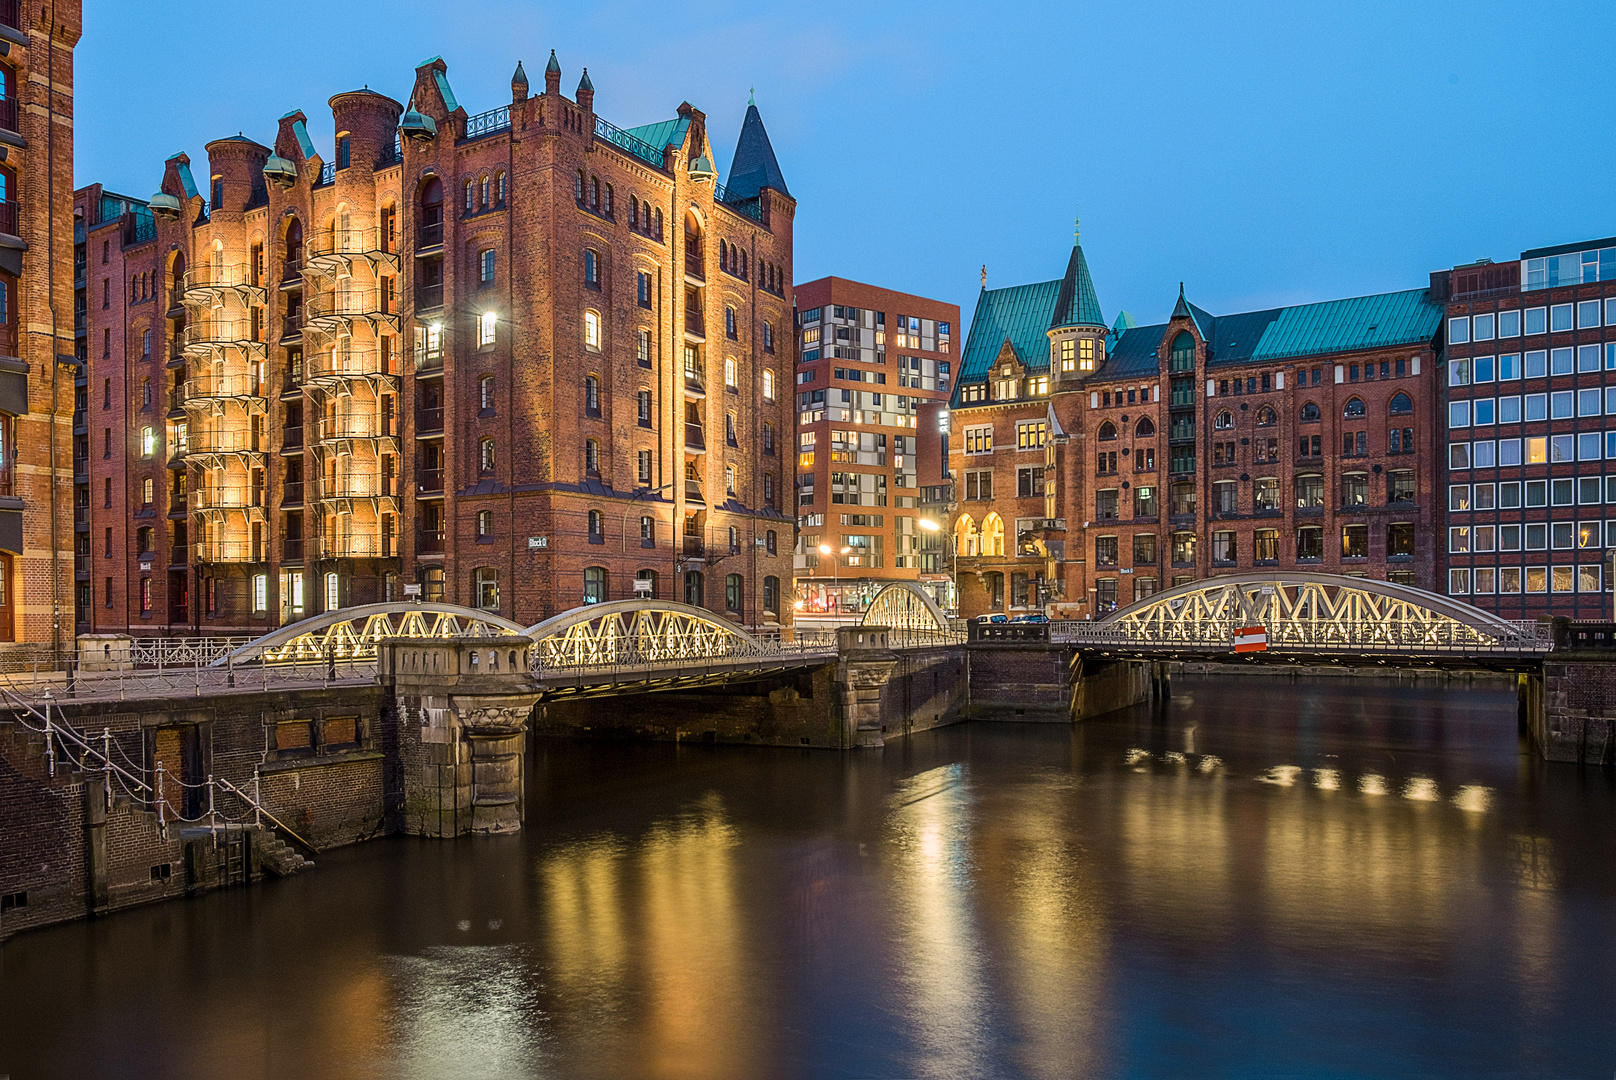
top-left (417, 179), bottom-right (441, 245)
top-left (584, 374), bottom-right (600, 414)
top-left (140, 377), bottom-right (151, 409)
top-left (653, 207), bottom-right (663, 240)
top-left (1344, 397), bottom-right (1366, 418)
top-left (1300, 401), bottom-right (1321, 422)
top-left (473, 567), bottom-right (499, 610)
top-left (583, 249), bottom-right (599, 286)
top-left (480, 438), bottom-right (495, 472)
top-left (954, 513), bottom-right (979, 557)
top-left (635, 568), bottom-right (658, 598)
top-left (1169, 331), bottom-right (1195, 370)
top-left (738, 250), bottom-right (747, 278)
top-left (718, 239), bottom-right (728, 270)
top-left (630, 195), bottom-right (639, 226)
top-left (603, 184), bottom-right (613, 216)
top-left (1098, 421), bottom-right (1117, 441)
top-left (584, 310), bottom-right (601, 349)
top-left (1213, 410), bottom-right (1233, 430)
top-left (725, 306), bottom-right (737, 339)
top-left (1389, 392), bottom-right (1413, 415)
top-left (463, 179), bottom-right (475, 213)
top-left (480, 176), bottom-right (490, 209)
top-left (981, 513), bottom-right (1005, 557)
top-left (1256, 406), bottom-right (1277, 426)
top-left (763, 575), bottom-right (779, 613)
top-left (494, 172), bottom-right (505, 205)
top-left (136, 526), bottom-right (153, 554)
top-left (725, 573), bottom-right (743, 612)
top-left (574, 170), bottom-right (585, 202)
top-left (1135, 417), bottom-right (1155, 438)
top-left (480, 374), bottom-right (495, 412)
top-left (587, 510), bottom-right (604, 538)
top-left (584, 439), bottom-right (600, 474)
top-left (476, 509), bottom-right (492, 536)
top-left (590, 176), bottom-right (600, 209)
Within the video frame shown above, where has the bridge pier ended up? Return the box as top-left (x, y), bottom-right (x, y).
top-left (379, 637), bottom-right (540, 837)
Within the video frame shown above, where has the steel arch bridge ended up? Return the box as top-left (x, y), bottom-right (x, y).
top-left (859, 582), bottom-right (952, 632)
top-left (1053, 572), bottom-right (1552, 660)
top-left (215, 602), bottom-right (529, 667)
top-left (524, 600), bottom-right (799, 669)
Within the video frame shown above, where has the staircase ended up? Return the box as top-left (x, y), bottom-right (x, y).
top-left (254, 827), bottom-right (315, 876)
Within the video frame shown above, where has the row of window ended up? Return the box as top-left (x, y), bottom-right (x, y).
top-left (1449, 566), bottom-right (1605, 597)
top-left (1096, 471), bottom-right (1416, 518)
top-left (1450, 476), bottom-right (1616, 511)
top-left (1449, 388), bottom-right (1616, 426)
top-left (463, 172), bottom-right (508, 214)
top-left (1448, 433), bottom-right (1616, 469)
top-left (1449, 345), bottom-right (1616, 384)
top-left (1449, 520), bottom-right (1612, 553)
top-left (1096, 521), bottom-right (1415, 565)
top-left (1449, 300), bottom-right (1616, 344)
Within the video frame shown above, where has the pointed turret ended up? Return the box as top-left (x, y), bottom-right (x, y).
top-left (511, 60), bottom-right (528, 99)
top-left (1049, 243), bottom-right (1105, 331)
top-left (1171, 282), bottom-right (1192, 321)
top-left (1170, 282), bottom-right (1215, 339)
top-left (724, 101), bottom-right (789, 200)
top-left (545, 49), bottom-right (561, 95)
top-left (576, 68), bottom-right (594, 112)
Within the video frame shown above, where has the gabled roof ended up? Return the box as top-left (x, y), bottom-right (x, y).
top-left (1170, 284), bottom-right (1216, 341)
top-left (725, 103), bottom-right (789, 199)
top-left (1049, 245), bottom-right (1105, 329)
top-left (958, 279), bottom-right (1063, 383)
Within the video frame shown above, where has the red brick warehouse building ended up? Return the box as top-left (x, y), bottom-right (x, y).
top-left (947, 230), bottom-right (1446, 619)
top-left (791, 277), bottom-right (957, 614)
top-left (76, 53), bottom-right (796, 636)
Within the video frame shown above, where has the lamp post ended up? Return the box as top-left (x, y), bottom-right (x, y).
top-left (818, 543), bottom-right (851, 618)
top-left (917, 518), bottom-right (955, 615)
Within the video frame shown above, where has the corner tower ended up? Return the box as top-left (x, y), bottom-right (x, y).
top-left (1047, 236), bottom-right (1108, 384)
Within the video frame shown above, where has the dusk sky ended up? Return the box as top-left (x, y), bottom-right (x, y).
top-left (79, 0), bottom-right (1614, 328)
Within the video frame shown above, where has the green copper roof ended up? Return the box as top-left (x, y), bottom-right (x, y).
top-left (958, 278), bottom-right (1063, 383)
top-left (433, 68), bottom-right (459, 113)
top-left (1247, 287), bottom-right (1441, 362)
top-left (291, 119), bottom-right (317, 161)
top-left (625, 117), bottom-right (690, 152)
top-left (1049, 245), bottom-right (1105, 329)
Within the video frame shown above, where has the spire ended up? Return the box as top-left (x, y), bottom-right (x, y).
top-left (577, 68), bottom-right (594, 93)
top-left (512, 60), bottom-right (528, 89)
top-left (980, 265), bottom-right (987, 290)
top-left (1049, 242), bottom-right (1105, 330)
top-left (724, 101), bottom-right (790, 200)
top-left (545, 49), bottom-right (560, 75)
top-left (1171, 282), bottom-right (1192, 320)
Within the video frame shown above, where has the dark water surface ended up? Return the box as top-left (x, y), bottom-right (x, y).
top-left (2, 674), bottom-right (1615, 1079)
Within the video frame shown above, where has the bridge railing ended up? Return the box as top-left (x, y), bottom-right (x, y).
top-left (1051, 618), bottom-right (1553, 654)
top-left (0, 648), bottom-right (378, 705)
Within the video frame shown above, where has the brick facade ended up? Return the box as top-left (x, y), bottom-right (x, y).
top-left (75, 54), bottom-right (795, 636)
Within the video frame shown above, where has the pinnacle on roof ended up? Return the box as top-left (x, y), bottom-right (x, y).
top-left (1171, 282), bottom-right (1191, 320)
top-left (1170, 283), bottom-right (1216, 339)
top-left (724, 102), bottom-right (789, 200)
top-left (546, 50), bottom-right (560, 75)
top-left (578, 68), bottom-right (594, 93)
top-left (1049, 243), bottom-right (1105, 330)
top-left (512, 60), bottom-right (528, 88)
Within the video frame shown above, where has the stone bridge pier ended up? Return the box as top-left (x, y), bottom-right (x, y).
top-left (379, 637), bottom-right (541, 837)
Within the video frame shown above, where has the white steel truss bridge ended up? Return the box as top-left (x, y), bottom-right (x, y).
top-left (1053, 572), bottom-right (1553, 664)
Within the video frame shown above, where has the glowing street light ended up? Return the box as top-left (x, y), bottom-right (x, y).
top-left (818, 543), bottom-right (852, 615)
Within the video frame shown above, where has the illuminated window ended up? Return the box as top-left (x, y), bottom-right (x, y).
top-left (762, 369), bottom-right (775, 400)
top-left (584, 310), bottom-right (601, 349)
top-left (325, 572), bottom-right (340, 611)
top-left (252, 574), bottom-right (267, 613)
top-left (1080, 337), bottom-right (1096, 371)
top-left (474, 567), bottom-right (499, 610)
top-left (140, 426), bottom-right (156, 458)
top-left (478, 311), bottom-right (497, 347)
top-left (725, 357), bottom-right (737, 388)
top-left (476, 509), bottom-right (492, 537)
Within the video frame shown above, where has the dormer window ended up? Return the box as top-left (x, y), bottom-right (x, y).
top-left (995, 377), bottom-right (1018, 400)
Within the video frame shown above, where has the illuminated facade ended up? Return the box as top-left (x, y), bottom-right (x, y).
top-left (77, 54), bottom-right (795, 635)
top-left (948, 238), bottom-right (1445, 619)
top-left (791, 277), bottom-right (956, 613)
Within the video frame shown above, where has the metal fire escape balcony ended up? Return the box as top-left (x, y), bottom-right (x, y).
top-left (183, 424), bottom-right (268, 471)
top-left (182, 319), bottom-right (267, 360)
top-left (304, 226), bottom-right (400, 278)
top-left (182, 372), bottom-right (269, 415)
top-left (181, 264), bottom-right (267, 309)
top-left (193, 540), bottom-right (263, 564)
top-left (312, 532), bottom-right (391, 560)
top-left (313, 470), bottom-right (399, 518)
top-left (303, 291), bottom-right (399, 339)
top-left (313, 414), bottom-right (399, 455)
top-left (304, 346), bottom-right (399, 393)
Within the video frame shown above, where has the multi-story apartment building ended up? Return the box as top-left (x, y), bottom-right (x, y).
top-left (77, 54), bottom-right (796, 636)
top-left (947, 236), bottom-right (1445, 618)
top-left (791, 277), bottom-right (956, 612)
top-left (1441, 235), bottom-right (1616, 618)
top-left (0, 1), bottom-right (81, 652)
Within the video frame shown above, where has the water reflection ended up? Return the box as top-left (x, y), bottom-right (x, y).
top-left (1, 676), bottom-right (1614, 1079)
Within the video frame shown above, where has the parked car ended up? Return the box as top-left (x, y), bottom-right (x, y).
top-left (975, 613), bottom-right (1009, 624)
top-left (1010, 614), bottom-right (1050, 624)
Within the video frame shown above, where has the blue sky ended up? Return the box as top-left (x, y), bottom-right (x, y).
top-left (79, 0), bottom-right (1615, 328)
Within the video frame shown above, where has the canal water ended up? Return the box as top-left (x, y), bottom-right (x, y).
top-left (2, 674), bottom-right (1614, 1079)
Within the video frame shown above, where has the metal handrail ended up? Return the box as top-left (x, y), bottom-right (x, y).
top-left (594, 117), bottom-right (663, 168)
top-left (463, 105), bottom-right (511, 140)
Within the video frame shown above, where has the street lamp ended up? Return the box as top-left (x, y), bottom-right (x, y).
top-left (818, 543), bottom-right (852, 616)
top-left (917, 518), bottom-right (955, 614)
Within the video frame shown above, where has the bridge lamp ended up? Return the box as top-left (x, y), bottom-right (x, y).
top-left (817, 545), bottom-right (852, 616)
top-left (917, 518), bottom-right (957, 616)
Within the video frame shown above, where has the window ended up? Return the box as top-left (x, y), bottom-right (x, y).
top-left (762, 369), bottom-right (775, 400)
top-left (763, 576), bottom-right (779, 613)
top-left (636, 389), bottom-right (652, 426)
top-left (1134, 486), bottom-right (1157, 517)
top-left (1017, 421), bottom-right (1049, 449)
top-left (476, 509), bottom-right (492, 537)
top-left (637, 449), bottom-right (652, 484)
top-left (480, 374), bottom-right (495, 412)
top-left (1340, 473), bottom-right (1368, 507)
top-left (636, 271), bottom-right (652, 308)
top-left (1211, 530), bottom-right (1236, 563)
top-left (764, 321), bottom-right (775, 353)
top-left (140, 426), bottom-right (156, 458)
top-left (637, 329), bottom-right (652, 365)
top-left (1256, 406), bottom-right (1276, 426)
top-left (725, 357), bottom-right (737, 389)
top-left (1342, 524), bottom-right (1368, 558)
top-left (478, 310), bottom-right (497, 347)
top-left (474, 568), bottom-right (499, 610)
top-left (584, 310), bottom-right (601, 349)
top-left (584, 249), bottom-right (599, 287)
top-left (1214, 410), bottom-right (1233, 430)
top-left (480, 438), bottom-right (495, 472)
top-left (1296, 473), bottom-right (1324, 508)
top-left (1343, 398), bottom-right (1365, 418)
top-left (585, 439), bottom-right (600, 474)
top-left (725, 306), bottom-right (738, 340)
top-left (325, 572), bottom-right (341, 612)
top-left (584, 375), bottom-right (601, 415)
top-left (725, 574), bottom-right (743, 612)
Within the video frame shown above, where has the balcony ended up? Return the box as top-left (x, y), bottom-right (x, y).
top-left (0, 200), bottom-right (18, 238)
top-left (74, 505), bottom-right (87, 528)
top-left (168, 493), bottom-right (187, 516)
top-left (684, 311), bottom-right (705, 338)
top-left (181, 264), bottom-right (266, 307)
top-left (417, 529), bottom-right (445, 554)
top-left (281, 313), bottom-right (303, 342)
top-left (282, 425), bottom-right (303, 451)
top-left (0, 93), bottom-right (15, 134)
top-left (281, 480), bottom-right (304, 506)
top-left (417, 221), bottom-right (443, 250)
top-left (194, 541), bottom-right (262, 564)
top-left (415, 283), bottom-right (444, 310)
top-left (183, 319), bottom-right (265, 357)
top-left (416, 468), bottom-right (444, 495)
top-left (412, 344), bottom-right (444, 374)
top-left (169, 543), bottom-right (188, 567)
top-left (319, 474), bottom-right (394, 499)
top-left (416, 406), bottom-right (444, 433)
top-left (685, 479), bottom-right (704, 503)
top-left (315, 415), bottom-right (396, 443)
top-left (184, 372), bottom-right (266, 402)
top-left (187, 427), bottom-right (264, 455)
top-left (304, 347), bottom-right (395, 385)
top-left (685, 251), bottom-right (704, 281)
top-left (304, 291), bottom-right (397, 337)
top-left (682, 536), bottom-right (705, 558)
top-left (684, 422), bottom-right (705, 450)
top-left (282, 537), bottom-right (304, 562)
top-left (306, 226), bottom-right (400, 275)
top-left (315, 534), bottom-right (389, 559)
top-left (190, 486), bottom-right (258, 511)
top-left (0, 0), bottom-right (22, 31)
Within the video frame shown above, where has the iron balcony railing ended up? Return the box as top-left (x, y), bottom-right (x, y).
top-left (411, 345), bottom-right (444, 374)
top-left (182, 264), bottom-right (263, 296)
top-left (318, 474), bottom-right (393, 499)
top-left (415, 282), bottom-right (444, 309)
top-left (305, 291), bottom-right (392, 325)
top-left (305, 348), bottom-right (395, 382)
top-left (195, 541), bottom-right (262, 563)
top-left (307, 226), bottom-right (397, 260)
top-left (314, 534), bottom-right (388, 559)
top-left (463, 105), bottom-right (511, 141)
top-left (184, 320), bottom-right (262, 350)
top-left (190, 487), bottom-right (259, 511)
top-left (417, 529), bottom-right (445, 554)
top-left (186, 427), bottom-right (263, 454)
top-left (417, 221), bottom-right (443, 249)
top-left (314, 416), bottom-right (395, 441)
top-left (594, 116), bottom-right (664, 168)
top-left (184, 373), bottom-right (266, 400)
top-left (281, 481), bottom-right (303, 505)
top-left (713, 183), bottom-right (764, 223)
top-left (416, 468), bottom-right (444, 494)
top-left (0, 199), bottom-right (18, 237)
top-left (282, 426), bottom-right (304, 451)
top-left (124, 215), bottom-right (156, 248)
top-left (416, 406), bottom-right (444, 433)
